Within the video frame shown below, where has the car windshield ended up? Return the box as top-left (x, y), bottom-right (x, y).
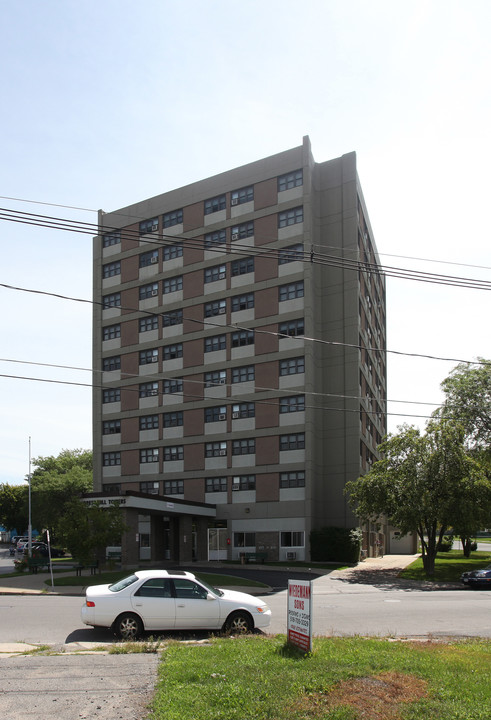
top-left (109, 574), bottom-right (139, 592)
top-left (196, 576), bottom-right (223, 597)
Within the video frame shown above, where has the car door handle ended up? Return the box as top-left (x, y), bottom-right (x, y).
top-left (177, 603), bottom-right (185, 608)
top-left (135, 603), bottom-right (142, 607)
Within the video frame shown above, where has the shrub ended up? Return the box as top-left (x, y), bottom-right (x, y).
top-left (310, 526), bottom-right (361, 563)
top-left (437, 535), bottom-right (454, 552)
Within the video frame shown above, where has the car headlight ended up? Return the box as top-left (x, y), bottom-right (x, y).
top-left (256, 605), bottom-right (269, 613)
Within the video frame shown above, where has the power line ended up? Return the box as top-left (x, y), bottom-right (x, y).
top-left (1, 280), bottom-right (489, 367)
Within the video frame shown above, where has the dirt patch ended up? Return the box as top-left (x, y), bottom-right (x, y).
top-left (295, 671), bottom-right (428, 719)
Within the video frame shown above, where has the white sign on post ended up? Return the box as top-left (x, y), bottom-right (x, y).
top-left (287, 579), bottom-right (313, 652)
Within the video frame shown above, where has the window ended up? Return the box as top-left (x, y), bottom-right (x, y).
top-left (204, 194), bottom-right (226, 215)
top-left (164, 479), bottom-right (183, 495)
top-left (139, 283), bottom-right (158, 300)
top-left (163, 309), bottom-right (183, 327)
top-left (103, 356), bottom-right (121, 371)
top-left (232, 475), bottom-right (255, 490)
top-left (103, 260), bottom-right (121, 278)
top-left (163, 343), bottom-right (183, 360)
top-left (163, 209), bottom-right (183, 228)
top-left (103, 324), bottom-right (121, 340)
top-left (234, 532), bottom-right (255, 547)
top-left (280, 395), bottom-right (305, 413)
top-left (140, 415), bottom-right (159, 430)
top-left (103, 452), bottom-right (121, 466)
top-left (204, 335), bottom-right (226, 353)
top-left (231, 330), bottom-right (254, 348)
top-left (103, 388), bottom-right (120, 403)
top-left (204, 370), bottom-right (226, 387)
top-left (205, 477), bottom-right (227, 493)
top-left (103, 231), bottom-right (121, 247)
top-left (163, 411), bottom-right (183, 427)
top-left (140, 448), bottom-right (159, 463)
top-left (163, 276), bottom-right (183, 294)
top-left (231, 292), bottom-right (254, 311)
top-left (139, 382), bottom-right (158, 398)
top-left (278, 169), bottom-right (303, 192)
top-left (279, 281), bottom-right (304, 301)
top-left (204, 264), bottom-right (226, 283)
top-left (163, 242), bottom-right (183, 261)
top-left (103, 483), bottom-right (121, 494)
top-left (232, 438), bottom-right (255, 455)
top-left (279, 243), bottom-right (303, 264)
top-left (139, 249), bottom-right (159, 267)
top-left (230, 221), bottom-right (254, 240)
top-left (204, 299), bottom-right (226, 317)
top-left (231, 186), bottom-right (253, 205)
top-left (140, 481), bottom-right (160, 495)
top-left (204, 229), bottom-right (226, 248)
top-left (164, 446), bottom-right (183, 461)
top-left (103, 293), bottom-right (121, 309)
top-left (163, 378), bottom-right (183, 394)
top-left (205, 441), bottom-right (227, 457)
top-left (279, 318), bottom-right (304, 337)
top-left (278, 206), bottom-right (303, 228)
top-left (205, 406), bottom-right (227, 423)
top-left (139, 349), bottom-right (158, 365)
top-left (139, 217), bottom-right (158, 235)
top-left (281, 531), bottom-right (305, 547)
top-left (231, 257), bottom-right (254, 276)
top-left (103, 420), bottom-right (121, 435)
top-left (139, 316), bottom-right (158, 333)
top-left (280, 433), bottom-right (305, 451)
top-left (280, 471), bottom-right (305, 488)
top-left (232, 402), bottom-right (254, 419)
top-left (279, 357), bottom-right (305, 375)
top-left (231, 366), bottom-right (254, 383)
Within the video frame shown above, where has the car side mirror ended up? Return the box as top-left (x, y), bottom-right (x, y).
top-left (207, 592), bottom-right (216, 601)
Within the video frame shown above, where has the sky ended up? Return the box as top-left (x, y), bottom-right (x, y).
top-left (1, 0), bottom-right (490, 485)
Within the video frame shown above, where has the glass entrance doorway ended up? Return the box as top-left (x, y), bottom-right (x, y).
top-left (208, 527), bottom-right (228, 561)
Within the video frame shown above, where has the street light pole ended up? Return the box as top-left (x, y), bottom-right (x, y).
top-left (28, 437), bottom-right (32, 558)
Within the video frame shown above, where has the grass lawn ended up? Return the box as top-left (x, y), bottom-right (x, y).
top-left (150, 634), bottom-right (491, 720)
top-left (400, 549), bottom-right (491, 582)
top-left (49, 570), bottom-right (269, 589)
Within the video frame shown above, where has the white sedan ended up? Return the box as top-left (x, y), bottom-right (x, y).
top-left (81, 569), bottom-right (271, 639)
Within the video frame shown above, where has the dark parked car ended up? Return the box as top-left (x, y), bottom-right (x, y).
top-left (461, 565), bottom-right (491, 588)
top-left (30, 542), bottom-right (65, 558)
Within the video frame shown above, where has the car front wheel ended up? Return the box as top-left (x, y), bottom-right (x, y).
top-left (224, 611), bottom-right (253, 634)
top-left (113, 613), bottom-right (143, 640)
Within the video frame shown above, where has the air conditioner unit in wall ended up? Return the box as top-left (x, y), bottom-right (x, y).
top-left (219, 449), bottom-right (227, 456)
top-left (150, 256), bottom-right (158, 264)
top-left (232, 412), bottom-right (239, 419)
top-left (151, 356), bottom-right (158, 362)
top-left (218, 307), bottom-right (226, 314)
top-left (151, 289), bottom-right (158, 296)
top-left (232, 484), bottom-right (240, 490)
top-left (218, 414), bottom-right (226, 421)
top-left (231, 233), bottom-right (239, 240)
top-left (231, 198), bottom-right (239, 206)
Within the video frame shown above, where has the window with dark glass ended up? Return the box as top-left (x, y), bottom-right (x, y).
top-left (234, 532), bottom-right (256, 547)
top-left (231, 365), bottom-right (254, 383)
top-left (231, 330), bottom-right (254, 348)
top-left (231, 186), bottom-right (253, 205)
top-left (279, 281), bottom-right (304, 301)
top-left (163, 343), bottom-right (183, 360)
top-left (204, 370), bottom-right (226, 387)
top-left (280, 433), bottom-right (305, 451)
top-left (140, 415), bottom-right (159, 430)
top-left (163, 242), bottom-right (183, 261)
top-left (278, 243), bottom-right (303, 264)
top-left (204, 406), bottom-right (227, 423)
top-left (230, 221), bottom-right (253, 240)
top-left (279, 318), bottom-right (304, 337)
top-left (205, 477), bottom-right (227, 493)
top-left (279, 395), bottom-right (305, 413)
top-left (232, 475), bottom-right (255, 490)
top-left (163, 309), bottom-right (183, 326)
top-left (103, 231), bottom-right (121, 247)
top-left (205, 441), bottom-right (227, 457)
top-left (139, 217), bottom-right (159, 235)
top-left (204, 229), bottom-right (226, 248)
top-left (139, 316), bottom-right (158, 333)
top-left (204, 264), bottom-right (226, 283)
top-left (204, 335), bottom-right (226, 353)
top-left (231, 257), bottom-right (254, 276)
top-left (279, 357), bottom-right (305, 375)
top-left (103, 420), bottom-right (121, 435)
top-left (164, 446), bottom-right (183, 461)
top-left (103, 452), bottom-right (121, 466)
top-left (103, 388), bottom-right (120, 403)
top-left (140, 481), bottom-right (160, 495)
top-left (163, 411), bottom-right (183, 427)
top-left (164, 480), bottom-right (183, 494)
top-left (163, 378), bottom-right (183, 394)
top-left (280, 531), bottom-right (305, 547)
top-left (204, 299), bottom-right (226, 317)
top-left (204, 194), bottom-right (226, 215)
top-left (163, 209), bottom-right (183, 228)
top-left (139, 382), bottom-right (159, 398)
top-left (103, 324), bottom-right (121, 340)
top-left (232, 438), bottom-right (255, 455)
top-left (103, 260), bottom-right (121, 278)
top-left (139, 349), bottom-right (158, 365)
top-left (103, 293), bottom-right (121, 309)
top-left (139, 283), bottom-right (158, 300)
top-left (232, 402), bottom-right (254, 418)
top-left (163, 276), bottom-right (183, 294)
top-left (278, 169), bottom-right (303, 191)
top-left (139, 249), bottom-right (159, 267)
top-left (140, 448), bottom-right (159, 463)
top-left (280, 471), bottom-right (305, 488)
top-left (103, 356), bottom-right (121, 371)
top-left (231, 293), bottom-right (254, 311)
top-left (278, 206), bottom-right (303, 228)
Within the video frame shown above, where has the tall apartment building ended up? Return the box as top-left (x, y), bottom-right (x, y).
top-left (92, 136), bottom-right (386, 565)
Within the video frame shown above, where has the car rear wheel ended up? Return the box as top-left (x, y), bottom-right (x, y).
top-left (113, 613), bottom-right (143, 640)
top-left (224, 611), bottom-right (253, 634)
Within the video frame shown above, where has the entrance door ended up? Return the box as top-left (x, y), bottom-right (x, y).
top-left (208, 527), bottom-right (228, 561)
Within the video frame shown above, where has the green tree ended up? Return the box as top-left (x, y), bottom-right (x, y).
top-left (440, 359), bottom-right (491, 456)
top-left (0, 483), bottom-right (28, 532)
top-left (56, 498), bottom-right (127, 565)
top-left (346, 421), bottom-right (490, 576)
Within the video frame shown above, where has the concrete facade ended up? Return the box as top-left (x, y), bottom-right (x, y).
top-left (92, 137), bottom-right (387, 563)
